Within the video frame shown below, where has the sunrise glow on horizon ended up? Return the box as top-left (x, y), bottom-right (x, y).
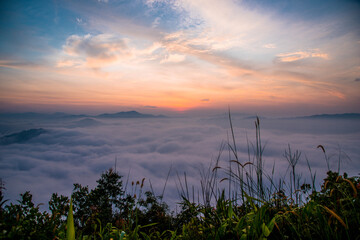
top-left (0, 0), bottom-right (359, 116)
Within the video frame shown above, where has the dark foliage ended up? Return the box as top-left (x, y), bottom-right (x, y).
top-left (0, 170), bottom-right (359, 239)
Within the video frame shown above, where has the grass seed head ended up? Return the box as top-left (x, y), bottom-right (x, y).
top-left (317, 145), bottom-right (326, 153)
top-left (322, 205), bottom-right (348, 229)
top-left (336, 175), bottom-right (342, 182)
top-left (343, 178), bottom-right (357, 198)
top-left (141, 178), bottom-right (145, 188)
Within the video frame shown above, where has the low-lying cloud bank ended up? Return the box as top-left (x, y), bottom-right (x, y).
top-left (0, 114), bottom-right (359, 210)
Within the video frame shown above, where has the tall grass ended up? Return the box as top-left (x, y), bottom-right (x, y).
top-left (173, 112), bottom-right (359, 239)
top-left (187, 113), bottom-right (277, 208)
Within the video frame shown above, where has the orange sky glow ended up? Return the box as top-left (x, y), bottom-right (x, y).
top-left (0, 0), bottom-right (359, 116)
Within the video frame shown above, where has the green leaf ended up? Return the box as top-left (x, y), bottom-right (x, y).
top-left (228, 201), bottom-right (234, 218)
top-left (261, 222), bottom-right (270, 237)
top-left (240, 233), bottom-right (247, 240)
top-left (267, 217), bottom-right (276, 232)
top-left (140, 222), bottom-right (158, 229)
top-left (66, 198), bottom-right (75, 240)
top-left (140, 232), bottom-right (151, 240)
top-left (120, 231), bottom-right (125, 240)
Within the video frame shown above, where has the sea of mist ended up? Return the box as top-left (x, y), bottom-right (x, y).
top-left (0, 112), bottom-right (359, 211)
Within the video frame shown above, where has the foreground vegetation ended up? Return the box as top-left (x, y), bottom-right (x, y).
top-left (1, 117), bottom-right (359, 239)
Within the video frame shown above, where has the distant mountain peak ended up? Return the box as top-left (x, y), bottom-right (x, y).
top-left (0, 111), bottom-right (167, 119)
top-left (96, 111), bottom-right (165, 118)
top-left (298, 113), bottom-right (360, 119)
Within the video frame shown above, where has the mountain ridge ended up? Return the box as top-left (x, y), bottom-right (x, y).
top-left (291, 113), bottom-right (360, 119)
top-left (0, 111), bottom-right (166, 119)
top-left (96, 111), bottom-right (165, 118)
top-left (0, 128), bottom-right (47, 145)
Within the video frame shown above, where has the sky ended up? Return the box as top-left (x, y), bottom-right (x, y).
top-left (0, 0), bottom-right (359, 116)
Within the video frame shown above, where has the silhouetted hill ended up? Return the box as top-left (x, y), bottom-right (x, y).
top-left (69, 118), bottom-right (101, 128)
top-left (0, 112), bottom-right (87, 119)
top-left (0, 111), bottom-right (166, 120)
top-left (295, 113), bottom-right (360, 119)
top-left (96, 111), bottom-right (165, 118)
top-left (0, 128), bottom-right (47, 145)
top-left (242, 115), bottom-right (267, 120)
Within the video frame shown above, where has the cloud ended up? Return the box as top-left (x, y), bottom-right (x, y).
top-left (355, 78), bottom-right (360, 82)
top-left (0, 60), bottom-right (44, 70)
top-left (63, 34), bottom-right (130, 68)
top-left (276, 49), bottom-right (329, 62)
top-left (156, 142), bottom-right (183, 154)
top-left (160, 54), bottom-right (186, 63)
top-left (201, 99), bottom-right (210, 102)
top-left (144, 105), bottom-right (158, 108)
top-left (152, 17), bottom-right (161, 28)
top-left (56, 58), bottom-right (83, 68)
top-left (263, 43), bottom-right (276, 49)
top-left (158, 30), bottom-right (255, 77)
top-left (76, 17), bottom-right (84, 25)
top-left (144, 0), bottom-right (161, 7)
top-left (1, 114), bottom-right (359, 211)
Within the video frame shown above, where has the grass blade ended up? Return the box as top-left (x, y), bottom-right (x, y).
top-left (66, 198), bottom-right (75, 240)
